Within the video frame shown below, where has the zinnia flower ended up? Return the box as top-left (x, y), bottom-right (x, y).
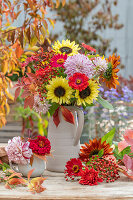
top-left (64, 158), bottom-right (83, 180)
top-left (79, 167), bottom-right (103, 185)
top-left (29, 135), bottom-right (51, 156)
top-left (100, 54), bottom-right (120, 89)
top-left (5, 136), bottom-right (32, 165)
top-left (75, 79), bottom-right (99, 106)
top-left (64, 54), bottom-right (94, 79)
top-left (68, 73), bottom-right (89, 91)
top-left (33, 95), bottom-right (49, 114)
top-left (92, 56), bottom-right (108, 75)
top-left (52, 40), bottom-right (80, 56)
top-left (46, 77), bottom-right (73, 105)
top-left (79, 138), bottom-right (113, 162)
top-left (50, 54), bottom-right (67, 68)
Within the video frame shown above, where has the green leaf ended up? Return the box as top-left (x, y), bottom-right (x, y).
top-left (101, 128), bottom-right (115, 145)
top-left (98, 149), bottom-right (104, 157)
top-left (113, 145), bottom-right (131, 160)
top-left (48, 103), bottom-right (59, 116)
top-left (96, 95), bottom-right (113, 110)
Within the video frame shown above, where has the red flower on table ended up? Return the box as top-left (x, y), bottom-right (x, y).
top-left (68, 73), bottom-right (89, 91)
top-left (64, 158), bottom-right (83, 180)
top-left (79, 167), bottom-right (103, 186)
top-left (29, 135), bottom-right (51, 156)
top-left (82, 43), bottom-right (96, 53)
top-left (50, 54), bottom-right (67, 68)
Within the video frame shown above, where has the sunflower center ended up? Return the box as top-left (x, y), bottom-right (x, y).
top-left (57, 58), bottom-right (64, 64)
top-left (59, 46), bottom-right (72, 54)
top-left (76, 79), bottom-right (82, 85)
top-left (103, 63), bottom-right (112, 81)
top-left (72, 165), bottom-right (79, 173)
top-left (54, 86), bottom-right (66, 97)
top-left (89, 149), bottom-right (100, 158)
top-left (38, 140), bottom-right (45, 148)
top-left (79, 86), bottom-right (91, 99)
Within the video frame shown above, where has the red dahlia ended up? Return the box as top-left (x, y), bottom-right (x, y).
top-left (68, 73), bottom-right (89, 91)
top-left (64, 158), bottom-right (83, 180)
top-left (29, 135), bottom-right (51, 156)
top-left (79, 167), bottom-right (103, 186)
top-left (50, 54), bottom-right (67, 68)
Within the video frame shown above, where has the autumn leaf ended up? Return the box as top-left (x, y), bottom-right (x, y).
top-left (53, 107), bottom-right (60, 127)
top-left (14, 87), bottom-right (21, 101)
top-left (61, 106), bottom-right (75, 125)
top-left (24, 95), bottom-right (34, 109)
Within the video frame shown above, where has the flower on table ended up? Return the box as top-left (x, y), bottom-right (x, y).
top-left (75, 79), bottom-right (99, 106)
top-left (64, 54), bottom-right (94, 78)
top-left (29, 135), bottom-right (51, 156)
top-left (46, 77), bottom-right (73, 105)
top-left (50, 54), bottom-right (67, 68)
top-left (79, 138), bottom-right (113, 162)
top-left (5, 136), bottom-right (32, 165)
top-left (52, 40), bottom-right (80, 56)
top-left (64, 158), bottom-right (83, 180)
top-left (79, 167), bottom-right (103, 185)
top-left (68, 73), bottom-right (89, 91)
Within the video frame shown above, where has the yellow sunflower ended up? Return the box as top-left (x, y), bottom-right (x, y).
top-left (46, 77), bottom-right (73, 105)
top-left (52, 40), bottom-right (80, 56)
top-left (75, 80), bottom-right (99, 106)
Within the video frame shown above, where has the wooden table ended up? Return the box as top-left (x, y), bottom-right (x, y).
top-left (0, 170), bottom-right (133, 200)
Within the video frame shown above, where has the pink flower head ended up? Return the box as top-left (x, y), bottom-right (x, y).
top-left (123, 154), bottom-right (133, 172)
top-left (50, 54), bottom-right (67, 68)
top-left (64, 53), bottom-right (94, 79)
top-left (5, 136), bottom-right (33, 165)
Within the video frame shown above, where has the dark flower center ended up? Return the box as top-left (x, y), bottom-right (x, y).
top-left (103, 63), bottom-right (112, 81)
top-left (76, 79), bottom-right (82, 85)
top-left (89, 149), bottom-right (100, 158)
top-left (79, 86), bottom-right (91, 99)
top-left (38, 140), bottom-right (45, 148)
top-left (54, 86), bottom-right (66, 97)
top-left (72, 165), bottom-right (79, 173)
top-left (59, 46), bottom-right (72, 54)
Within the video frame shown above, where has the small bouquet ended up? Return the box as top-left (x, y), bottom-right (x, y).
top-left (5, 135), bottom-right (51, 165)
top-left (15, 40), bottom-right (120, 126)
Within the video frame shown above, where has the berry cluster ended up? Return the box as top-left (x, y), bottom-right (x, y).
top-left (86, 155), bottom-right (120, 183)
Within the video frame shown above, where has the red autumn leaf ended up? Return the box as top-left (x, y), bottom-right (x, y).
top-left (81, 43), bottom-right (96, 53)
top-left (8, 178), bottom-right (27, 185)
top-left (27, 73), bottom-right (37, 82)
top-left (61, 106), bottom-right (75, 124)
top-left (14, 87), bottom-right (21, 101)
top-left (27, 168), bottom-right (35, 181)
top-left (24, 95), bottom-right (34, 109)
top-left (21, 90), bottom-right (31, 98)
top-left (53, 107), bottom-right (60, 127)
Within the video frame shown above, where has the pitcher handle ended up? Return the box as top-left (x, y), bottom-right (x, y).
top-left (10, 161), bottom-right (19, 173)
top-left (73, 107), bottom-right (84, 146)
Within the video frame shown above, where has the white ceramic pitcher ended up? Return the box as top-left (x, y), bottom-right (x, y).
top-left (46, 106), bottom-right (84, 172)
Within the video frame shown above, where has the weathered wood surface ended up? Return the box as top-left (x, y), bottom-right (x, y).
top-left (0, 144), bottom-right (133, 200)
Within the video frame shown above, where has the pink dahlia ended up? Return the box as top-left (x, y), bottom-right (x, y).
top-left (5, 136), bottom-right (32, 165)
top-left (29, 135), bottom-right (51, 156)
top-left (50, 54), bottom-right (67, 68)
top-left (79, 167), bottom-right (103, 185)
top-left (92, 56), bottom-right (108, 75)
top-left (64, 54), bottom-right (94, 79)
top-left (33, 95), bottom-right (49, 114)
top-left (68, 73), bottom-right (89, 91)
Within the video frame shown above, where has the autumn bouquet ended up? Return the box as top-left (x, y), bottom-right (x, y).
top-left (15, 39), bottom-right (120, 126)
top-left (5, 135), bottom-right (51, 165)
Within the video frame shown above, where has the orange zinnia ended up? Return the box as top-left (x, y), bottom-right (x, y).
top-left (79, 138), bottom-right (113, 162)
top-left (100, 54), bottom-right (120, 89)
